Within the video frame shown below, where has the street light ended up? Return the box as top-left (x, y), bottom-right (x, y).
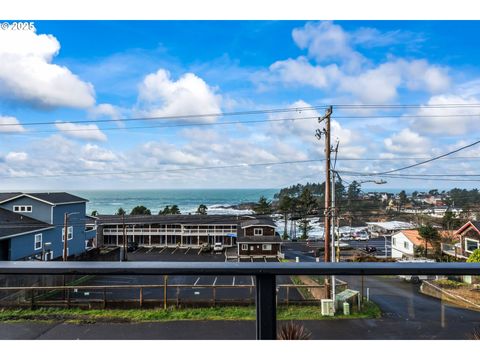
top-left (63, 212), bottom-right (79, 261)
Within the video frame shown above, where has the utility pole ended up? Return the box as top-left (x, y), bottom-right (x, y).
top-left (122, 213), bottom-right (127, 261)
top-left (63, 213), bottom-right (68, 261)
top-left (316, 105), bottom-right (333, 299)
top-left (331, 169), bottom-right (336, 306)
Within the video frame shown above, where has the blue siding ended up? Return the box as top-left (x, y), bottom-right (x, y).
top-left (5, 199), bottom-right (97, 260)
top-left (9, 228), bottom-right (55, 260)
top-left (0, 196), bottom-right (52, 224)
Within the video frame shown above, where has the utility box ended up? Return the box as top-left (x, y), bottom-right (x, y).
top-left (335, 289), bottom-right (359, 312)
top-left (321, 299), bottom-right (335, 316)
top-left (343, 302), bottom-right (350, 315)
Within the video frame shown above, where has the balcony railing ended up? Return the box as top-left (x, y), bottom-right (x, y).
top-left (0, 261), bottom-right (479, 340)
top-left (103, 228), bottom-right (235, 235)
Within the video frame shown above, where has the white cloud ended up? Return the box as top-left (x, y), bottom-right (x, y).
top-left (265, 22), bottom-right (451, 104)
top-left (384, 128), bottom-right (431, 154)
top-left (5, 152), bottom-right (28, 162)
top-left (410, 94), bottom-right (480, 135)
top-left (81, 144), bottom-right (117, 162)
top-left (0, 116), bottom-right (26, 133)
top-left (89, 103), bottom-right (122, 120)
top-left (0, 29), bottom-right (95, 108)
top-left (137, 69), bottom-right (221, 122)
top-left (55, 122), bottom-right (107, 142)
top-left (269, 57), bottom-right (339, 88)
top-left (292, 21), bottom-right (365, 70)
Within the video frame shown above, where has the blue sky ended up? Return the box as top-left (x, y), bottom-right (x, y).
top-left (1, 20), bottom-right (480, 190)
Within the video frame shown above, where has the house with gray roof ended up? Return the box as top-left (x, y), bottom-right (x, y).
top-left (0, 192), bottom-right (95, 261)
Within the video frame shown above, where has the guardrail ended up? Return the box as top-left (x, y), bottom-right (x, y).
top-left (0, 261), bottom-right (479, 340)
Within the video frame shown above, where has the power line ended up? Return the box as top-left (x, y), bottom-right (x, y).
top-left (337, 138), bottom-right (480, 176)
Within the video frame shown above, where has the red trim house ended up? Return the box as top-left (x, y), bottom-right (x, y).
top-left (442, 221), bottom-right (480, 260)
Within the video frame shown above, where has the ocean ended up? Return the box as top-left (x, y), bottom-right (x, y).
top-left (75, 189), bottom-right (279, 216)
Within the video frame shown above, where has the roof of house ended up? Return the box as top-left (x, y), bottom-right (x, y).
top-left (454, 221), bottom-right (480, 236)
top-left (0, 192), bottom-right (88, 205)
top-left (366, 221), bottom-right (416, 231)
top-left (394, 230), bottom-right (433, 248)
top-left (97, 214), bottom-right (260, 226)
top-left (240, 218), bottom-right (277, 228)
top-left (0, 208), bottom-right (54, 240)
top-left (237, 235), bottom-right (282, 243)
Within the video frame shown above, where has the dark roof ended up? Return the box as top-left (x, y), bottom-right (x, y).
top-left (237, 235), bottom-right (282, 243)
top-left (0, 208), bottom-right (53, 239)
top-left (27, 192), bottom-right (88, 204)
top-left (97, 214), bottom-right (261, 226)
top-left (240, 218), bottom-right (277, 228)
top-left (0, 192), bottom-right (87, 205)
top-left (0, 192), bottom-right (21, 202)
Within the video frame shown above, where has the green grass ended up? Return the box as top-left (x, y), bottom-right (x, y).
top-left (289, 276), bottom-right (315, 300)
top-left (0, 302), bottom-right (381, 323)
top-left (434, 279), bottom-right (466, 288)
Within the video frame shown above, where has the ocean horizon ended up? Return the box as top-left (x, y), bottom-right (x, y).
top-left (75, 189), bottom-right (279, 216)
top-left (68, 187), bottom-right (429, 216)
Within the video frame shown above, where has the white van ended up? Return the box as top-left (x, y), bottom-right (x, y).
top-left (213, 243), bottom-right (224, 252)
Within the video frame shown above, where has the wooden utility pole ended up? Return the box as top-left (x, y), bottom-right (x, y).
top-left (63, 213), bottom-right (68, 261)
top-left (122, 213), bottom-right (127, 261)
top-left (322, 106), bottom-right (332, 263)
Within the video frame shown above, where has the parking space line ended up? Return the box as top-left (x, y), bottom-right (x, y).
top-left (172, 247), bottom-right (178, 254)
top-left (146, 248), bottom-right (153, 253)
top-left (184, 248), bottom-right (190, 254)
top-left (232, 276), bottom-right (235, 286)
top-left (158, 247), bottom-right (166, 254)
top-left (194, 277), bottom-right (200, 286)
top-left (133, 248), bottom-right (141, 254)
top-left (213, 276), bottom-right (218, 286)
top-left (197, 248), bottom-right (203, 255)
top-left (251, 276), bottom-right (254, 286)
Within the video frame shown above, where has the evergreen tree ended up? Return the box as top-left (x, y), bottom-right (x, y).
top-left (130, 205), bottom-right (151, 215)
top-left (116, 207), bottom-right (126, 216)
top-left (254, 196), bottom-right (272, 215)
top-left (91, 210), bottom-right (98, 216)
top-left (159, 206), bottom-right (171, 215)
top-left (170, 205), bottom-right (181, 214)
top-left (418, 224), bottom-right (439, 258)
top-left (196, 204), bottom-right (208, 215)
top-left (278, 195), bottom-right (293, 240)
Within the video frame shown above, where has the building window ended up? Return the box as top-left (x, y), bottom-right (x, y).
top-left (465, 238), bottom-right (479, 253)
top-left (34, 234), bottom-right (42, 250)
top-left (13, 205), bottom-right (32, 213)
top-left (241, 244), bottom-right (248, 250)
top-left (62, 226), bottom-right (73, 241)
top-left (254, 228), bottom-right (263, 236)
top-left (262, 244), bottom-right (272, 251)
top-left (404, 241), bottom-right (409, 250)
top-left (392, 238), bottom-right (396, 246)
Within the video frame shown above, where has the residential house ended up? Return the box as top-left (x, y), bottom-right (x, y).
top-left (237, 218), bottom-right (282, 259)
top-left (441, 221), bottom-right (480, 260)
top-left (0, 192), bottom-right (95, 260)
top-left (391, 230), bottom-right (433, 259)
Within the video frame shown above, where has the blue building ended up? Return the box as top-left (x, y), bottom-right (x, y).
top-left (0, 192), bottom-right (96, 261)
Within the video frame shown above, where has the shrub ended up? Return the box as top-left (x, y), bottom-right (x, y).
top-left (277, 321), bottom-right (312, 340)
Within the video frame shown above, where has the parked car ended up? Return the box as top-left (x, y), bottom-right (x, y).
top-left (365, 246), bottom-right (377, 253)
top-left (213, 243), bottom-right (224, 252)
top-left (127, 242), bottom-right (138, 252)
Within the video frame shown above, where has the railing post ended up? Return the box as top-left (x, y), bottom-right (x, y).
top-left (139, 287), bottom-right (143, 308)
top-left (255, 274), bottom-right (276, 340)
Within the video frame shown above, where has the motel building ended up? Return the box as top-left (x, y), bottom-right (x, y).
top-left (97, 214), bottom-right (282, 258)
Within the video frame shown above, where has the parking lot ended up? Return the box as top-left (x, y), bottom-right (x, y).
top-left (56, 247), bottom-right (303, 305)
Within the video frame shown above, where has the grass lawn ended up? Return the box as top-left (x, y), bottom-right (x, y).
top-left (0, 302), bottom-right (381, 323)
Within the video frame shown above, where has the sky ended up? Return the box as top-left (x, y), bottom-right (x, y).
top-left (1, 20), bottom-right (480, 191)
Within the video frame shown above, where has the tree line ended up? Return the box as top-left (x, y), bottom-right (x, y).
top-left (91, 204), bottom-right (208, 216)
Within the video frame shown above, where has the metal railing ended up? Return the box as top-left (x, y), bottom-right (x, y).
top-left (0, 261), bottom-right (479, 340)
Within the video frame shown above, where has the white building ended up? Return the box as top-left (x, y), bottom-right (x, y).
top-left (391, 230), bottom-right (432, 259)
